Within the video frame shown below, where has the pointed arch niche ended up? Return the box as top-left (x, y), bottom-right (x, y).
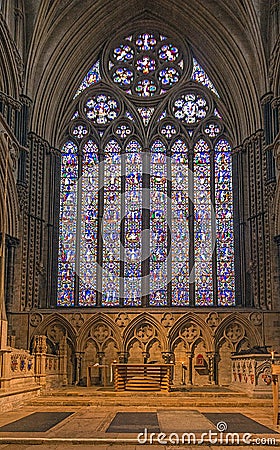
top-left (56, 28), bottom-right (237, 309)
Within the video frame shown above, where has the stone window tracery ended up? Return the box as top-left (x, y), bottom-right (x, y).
top-left (57, 29), bottom-right (235, 307)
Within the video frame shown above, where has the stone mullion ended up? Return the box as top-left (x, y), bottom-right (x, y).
top-left (256, 133), bottom-right (268, 309)
top-left (35, 140), bottom-right (47, 308)
top-left (21, 134), bottom-right (48, 310)
top-left (232, 147), bottom-right (244, 306)
top-left (20, 135), bottom-right (30, 311)
top-left (44, 148), bottom-right (57, 307)
top-left (248, 138), bottom-right (259, 307)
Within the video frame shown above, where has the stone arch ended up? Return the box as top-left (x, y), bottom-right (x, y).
top-left (0, 17), bottom-right (21, 97)
top-left (215, 313), bottom-right (262, 386)
top-left (169, 312), bottom-right (214, 353)
top-left (123, 313), bottom-right (168, 363)
top-left (76, 313), bottom-right (122, 385)
top-left (27, 0), bottom-right (267, 146)
top-left (32, 312), bottom-right (77, 349)
top-left (77, 312), bottom-right (122, 353)
top-left (31, 312), bottom-right (77, 385)
top-left (215, 312), bottom-right (262, 351)
top-left (0, 129), bottom-right (20, 238)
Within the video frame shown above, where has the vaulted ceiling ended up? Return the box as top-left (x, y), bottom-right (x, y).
top-left (24, 0), bottom-right (270, 145)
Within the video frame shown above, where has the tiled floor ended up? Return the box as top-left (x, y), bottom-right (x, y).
top-left (0, 389), bottom-right (279, 448)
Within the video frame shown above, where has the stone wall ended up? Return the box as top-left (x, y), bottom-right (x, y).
top-left (9, 309), bottom-right (268, 387)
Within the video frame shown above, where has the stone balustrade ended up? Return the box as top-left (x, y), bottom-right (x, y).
top-left (231, 354), bottom-right (280, 397)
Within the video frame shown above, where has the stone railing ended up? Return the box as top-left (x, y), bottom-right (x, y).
top-left (0, 347), bottom-right (36, 391)
top-left (231, 354), bottom-right (280, 397)
top-left (33, 335), bottom-right (68, 388)
top-left (0, 335), bottom-right (68, 411)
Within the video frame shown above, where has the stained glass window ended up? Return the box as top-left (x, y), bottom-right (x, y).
top-left (215, 139), bottom-right (235, 306)
top-left (150, 140), bottom-right (167, 306)
top-left (58, 29), bottom-right (236, 308)
top-left (194, 139), bottom-right (213, 306)
top-left (124, 140), bottom-right (142, 306)
top-left (171, 139), bottom-right (189, 306)
top-left (79, 141), bottom-right (99, 306)
top-left (58, 141), bottom-right (78, 306)
top-left (102, 140), bottom-right (122, 306)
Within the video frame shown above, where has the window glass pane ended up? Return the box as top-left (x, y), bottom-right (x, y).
top-left (171, 139), bottom-right (189, 305)
top-left (194, 139), bottom-right (213, 306)
top-left (57, 141), bottom-right (78, 306)
top-left (78, 140), bottom-right (99, 306)
top-left (150, 140), bottom-right (167, 306)
top-left (215, 139), bottom-right (235, 306)
top-left (102, 140), bottom-right (121, 306)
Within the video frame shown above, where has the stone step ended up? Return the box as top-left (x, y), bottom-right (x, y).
top-left (27, 395), bottom-right (271, 408)
top-left (43, 388), bottom-right (249, 398)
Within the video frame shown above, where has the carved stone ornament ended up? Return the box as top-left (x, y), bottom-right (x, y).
top-left (161, 312), bottom-right (174, 328)
top-left (249, 312), bottom-right (262, 326)
top-left (46, 324), bottom-right (65, 343)
top-left (180, 323), bottom-right (200, 342)
top-left (91, 324), bottom-right (110, 342)
top-left (225, 323), bottom-right (244, 343)
top-left (115, 312), bottom-right (129, 328)
top-left (70, 313), bottom-right (84, 330)
top-left (135, 323), bottom-right (155, 343)
top-left (29, 312), bottom-right (43, 327)
top-left (206, 312), bottom-right (220, 329)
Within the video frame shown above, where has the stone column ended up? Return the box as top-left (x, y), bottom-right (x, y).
top-left (5, 237), bottom-right (18, 315)
top-left (207, 352), bottom-right (216, 385)
top-left (97, 351), bottom-right (105, 385)
top-left (118, 351), bottom-right (128, 363)
top-left (162, 352), bottom-right (175, 384)
top-left (59, 336), bottom-right (68, 386)
top-left (34, 335), bottom-right (47, 387)
top-left (75, 352), bottom-right (83, 385)
top-left (186, 352), bottom-right (193, 385)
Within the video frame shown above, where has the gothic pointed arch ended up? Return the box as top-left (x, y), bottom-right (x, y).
top-left (168, 312), bottom-right (214, 352)
top-left (56, 27), bottom-right (236, 310)
top-left (32, 312), bottom-right (77, 347)
top-left (123, 312), bottom-right (168, 353)
top-left (76, 312), bottom-right (122, 353)
top-left (214, 312), bottom-right (262, 350)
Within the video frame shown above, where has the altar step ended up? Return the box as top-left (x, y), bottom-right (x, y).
top-left (125, 376), bottom-right (161, 391)
top-left (26, 387), bottom-right (272, 408)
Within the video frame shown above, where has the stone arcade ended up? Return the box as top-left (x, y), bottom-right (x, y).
top-left (0, 0), bottom-right (280, 407)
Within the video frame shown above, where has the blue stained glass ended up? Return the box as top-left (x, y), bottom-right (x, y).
top-left (159, 67), bottom-right (180, 87)
top-left (135, 79), bottom-right (157, 97)
top-left (85, 94), bottom-right (119, 124)
top-left (57, 141), bottom-right (78, 306)
top-left (173, 93), bottom-right (209, 124)
top-left (171, 140), bottom-right (189, 305)
top-left (113, 44), bottom-right (134, 62)
top-left (79, 140), bottom-right (99, 306)
top-left (192, 58), bottom-right (219, 97)
top-left (194, 139), bottom-right (213, 306)
top-left (158, 44), bottom-right (179, 61)
top-left (113, 67), bottom-right (134, 86)
top-left (150, 140), bottom-right (167, 305)
top-left (102, 140), bottom-right (121, 306)
top-left (124, 140), bottom-right (142, 306)
top-left (215, 139), bottom-right (235, 306)
top-left (74, 61), bottom-right (100, 98)
top-left (135, 33), bottom-right (157, 51)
